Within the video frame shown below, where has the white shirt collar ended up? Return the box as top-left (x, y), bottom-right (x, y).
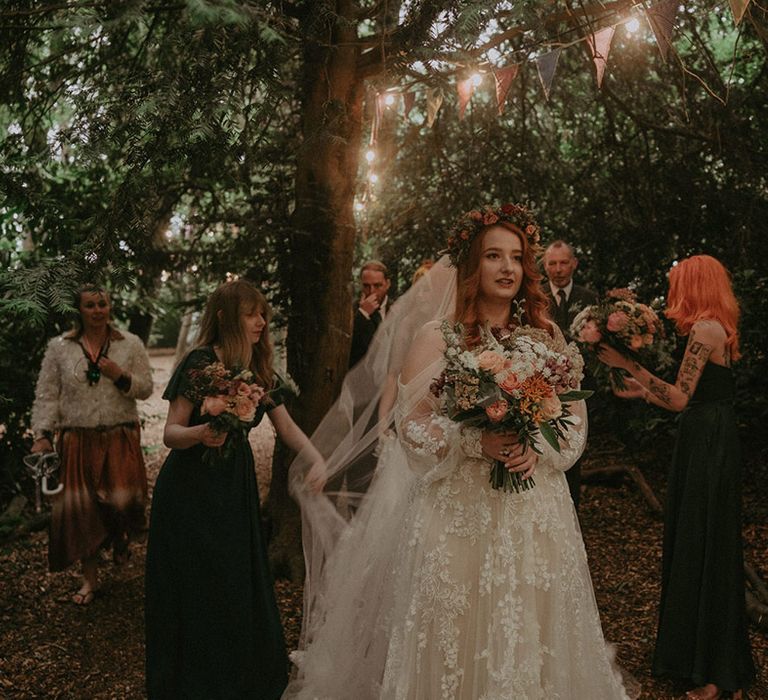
top-left (549, 280), bottom-right (574, 301)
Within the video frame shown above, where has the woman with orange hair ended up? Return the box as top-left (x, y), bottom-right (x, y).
top-left (599, 255), bottom-right (754, 700)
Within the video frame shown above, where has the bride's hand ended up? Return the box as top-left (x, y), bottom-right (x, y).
top-left (502, 442), bottom-right (537, 480)
top-left (612, 376), bottom-right (646, 401)
top-left (480, 430), bottom-right (520, 462)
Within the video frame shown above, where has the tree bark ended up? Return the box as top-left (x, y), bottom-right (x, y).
top-left (268, 2), bottom-right (364, 582)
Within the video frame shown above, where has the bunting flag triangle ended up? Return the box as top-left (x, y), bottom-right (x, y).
top-left (536, 49), bottom-right (561, 101)
top-left (729, 0), bottom-right (751, 25)
top-left (403, 91), bottom-right (416, 119)
top-left (494, 64), bottom-right (519, 115)
top-left (586, 26), bottom-right (615, 89)
top-left (646, 0), bottom-right (678, 63)
top-left (426, 88), bottom-right (443, 128)
top-left (457, 78), bottom-right (473, 121)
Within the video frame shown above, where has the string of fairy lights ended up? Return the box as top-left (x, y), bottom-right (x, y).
top-left (354, 0), bottom-right (753, 214)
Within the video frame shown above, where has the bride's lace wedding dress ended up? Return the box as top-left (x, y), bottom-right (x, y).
top-left (286, 319), bottom-right (632, 700)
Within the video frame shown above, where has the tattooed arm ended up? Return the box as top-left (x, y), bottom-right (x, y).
top-left (598, 321), bottom-right (727, 412)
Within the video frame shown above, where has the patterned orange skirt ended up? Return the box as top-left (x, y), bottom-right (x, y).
top-left (49, 423), bottom-right (148, 571)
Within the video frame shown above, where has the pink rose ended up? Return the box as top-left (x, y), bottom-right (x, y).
top-left (579, 321), bottom-right (602, 344)
top-left (483, 212), bottom-right (499, 225)
top-left (478, 350), bottom-right (505, 374)
top-left (234, 395), bottom-right (256, 422)
top-left (469, 210), bottom-right (483, 222)
top-left (485, 399), bottom-right (509, 423)
top-left (236, 381), bottom-right (251, 396)
top-left (249, 384), bottom-right (265, 403)
top-left (630, 335), bottom-right (644, 350)
top-left (606, 311), bottom-right (628, 332)
top-left (201, 396), bottom-right (228, 417)
top-left (540, 394), bottom-right (562, 420)
top-left (498, 372), bottom-right (520, 394)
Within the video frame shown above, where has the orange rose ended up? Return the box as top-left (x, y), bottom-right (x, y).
top-left (485, 399), bottom-right (509, 423)
top-left (201, 396), bottom-right (228, 417)
top-left (478, 350), bottom-right (505, 374)
top-left (630, 335), bottom-right (644, 350)
top-left (499, 372), bottom-right (520, 394)
top-left (540, 394), bottom-right (562, 420)
top-left (234, 395), bottom-right (256, 422)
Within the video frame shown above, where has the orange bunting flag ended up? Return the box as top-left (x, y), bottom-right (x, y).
top-left (457, 78), bottom-right (473, 120)
top-left (403, 91), bottom-right (416, 119)
top-left (729, 0), bottom-right (751, 25)
top-left (587, 26), bottom-right (615, 89)
top-left (536, 49), bottom-right (561, 101)
top-left (646, 0), bottom-right (678, 63)
top-left (494, 64), bottom-right (519, 115)
top-left (426, 88), bottom-right (443, 128)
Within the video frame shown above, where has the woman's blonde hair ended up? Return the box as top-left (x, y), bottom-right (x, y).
top-left (195, 279), bottom-right (275, 387)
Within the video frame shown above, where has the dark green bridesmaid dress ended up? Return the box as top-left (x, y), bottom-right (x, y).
top-left (145, 347), bottom-right (288, 699)
top-left (652, 362), bottom-right (755, 692)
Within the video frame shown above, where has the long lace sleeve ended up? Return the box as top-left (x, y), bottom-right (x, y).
top-left (537, 321), bottom-right (588, 472)
top-left (394, 322), bottom-right (488, 482)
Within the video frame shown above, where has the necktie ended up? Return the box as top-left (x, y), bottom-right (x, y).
top-left (557, 289), bottom-right (568, 329)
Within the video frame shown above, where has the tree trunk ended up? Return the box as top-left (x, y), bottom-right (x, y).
top-left (268, 5), bottom-right (364, 582)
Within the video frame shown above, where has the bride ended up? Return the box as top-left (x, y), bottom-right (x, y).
top-left (285, 205), bottom-right (634, 699)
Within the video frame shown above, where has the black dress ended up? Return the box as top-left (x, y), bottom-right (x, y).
top-left (145, 347), bottom-right (288, 699)
top-left (652, 362), bottom-right (755, 692)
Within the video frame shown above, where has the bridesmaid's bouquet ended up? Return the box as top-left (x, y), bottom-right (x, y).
top-left (432, 311), bottom-right (591, 493)
top-left (187, 362), bottom-right (271, 465)
top-left (570, 288), bottom-right (665, 389)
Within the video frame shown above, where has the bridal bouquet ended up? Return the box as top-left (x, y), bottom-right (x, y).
top-left (570, 288), bottom-right (665, 389)
top-left (431, 313), bottom-right (591, 493)
top-left (187, 362), bottom-right (270, 465)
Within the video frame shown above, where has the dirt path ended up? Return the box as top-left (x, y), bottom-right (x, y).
top-left (0, 353), bottom-right (766, 698)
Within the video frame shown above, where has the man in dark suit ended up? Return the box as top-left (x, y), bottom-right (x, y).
top-left (349, 260), bottom-right (391, 368)
top-left (543, 240), bottom-right (598, 510)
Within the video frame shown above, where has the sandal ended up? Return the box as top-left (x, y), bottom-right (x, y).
top-left (71, 589), bottom-right (96, 606)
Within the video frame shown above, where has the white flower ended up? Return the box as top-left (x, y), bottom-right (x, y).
top-left (458, 351), bottom-right (479, 371)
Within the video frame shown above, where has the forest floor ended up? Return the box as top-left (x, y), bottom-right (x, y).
top-left (1, 352), bottom-right (766, 699)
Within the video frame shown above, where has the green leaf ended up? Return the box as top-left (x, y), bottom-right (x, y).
top-left (538, 421), bottom-right (561, 453)
top-left (558, 390), bottom-right (594, 401)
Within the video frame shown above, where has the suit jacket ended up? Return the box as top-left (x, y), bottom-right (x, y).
top-left (349, 305), bottom-right (384, 368)
top-left (544, 283), bottom-right (598, 341)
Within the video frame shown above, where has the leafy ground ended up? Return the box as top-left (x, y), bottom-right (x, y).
top-left (1, 355), bottom-right (766, 699)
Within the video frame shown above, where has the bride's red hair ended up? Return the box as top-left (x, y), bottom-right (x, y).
top-left (455, 222), bottom-right (550, 346)
top-left (666, 254), bottom-right (741, 360)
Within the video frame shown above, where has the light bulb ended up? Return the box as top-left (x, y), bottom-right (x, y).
top-left (365, 149), bottom-right (375, 163)
top-left (384, 94), bottom-right (396, 106)
top-left (625, 17), bottom-right (640, 33)
top-left (470, 73), bottom-right (483, 87)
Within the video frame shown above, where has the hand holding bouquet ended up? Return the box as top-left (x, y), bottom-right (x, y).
top-left (432, 314), bottom-right (591, 493)
top-left (570, 288), bottom-right (665, 390)
top-left (187, 362), bottom-right (271, 465)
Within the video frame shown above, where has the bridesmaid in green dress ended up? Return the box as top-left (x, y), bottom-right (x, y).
top-left (145, 279), bottom-right (325, 700)
top-left (598, 255), bottom-right (754, 700)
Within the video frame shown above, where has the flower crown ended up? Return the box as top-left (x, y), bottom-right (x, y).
top-left (444, 204), bottom-right (542, 267)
